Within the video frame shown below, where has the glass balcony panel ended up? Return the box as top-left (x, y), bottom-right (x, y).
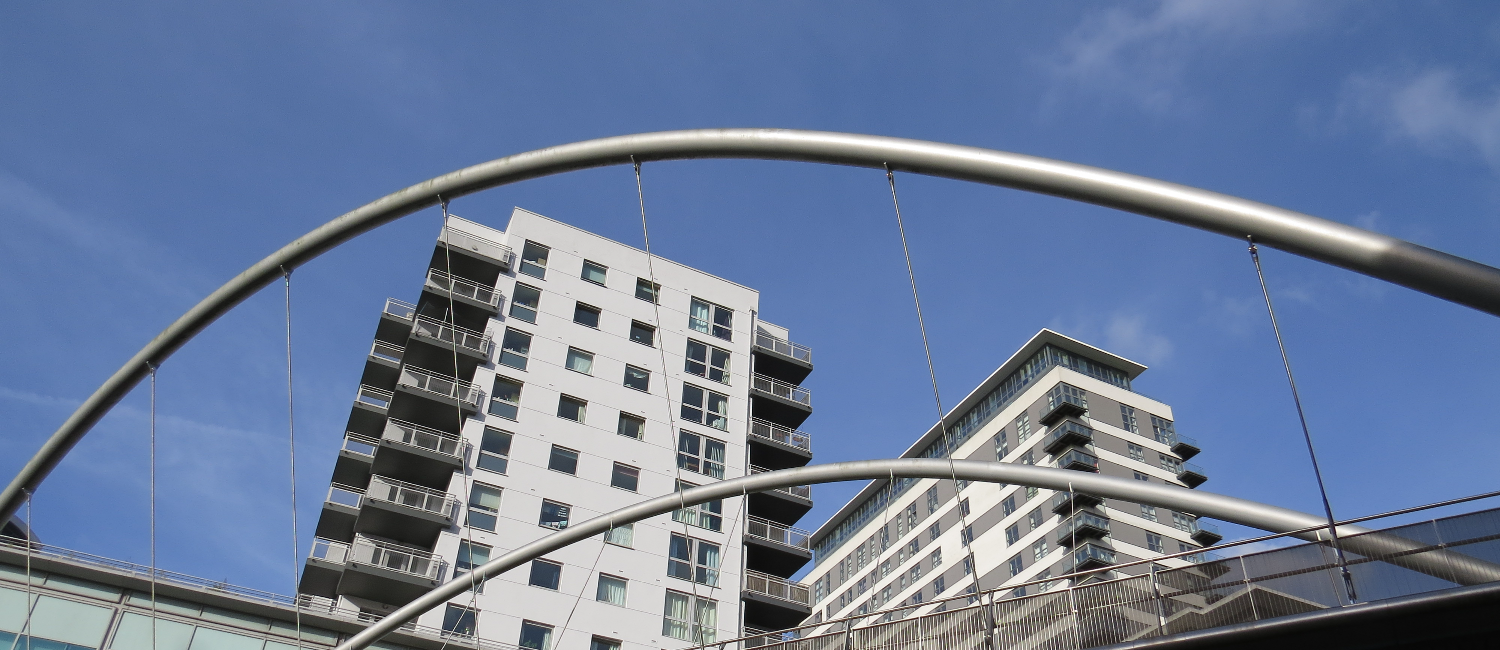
top-left (426, 269), bottom-right (500, 308)
top-left (327, 484), bottom-right (364, 509)
top-left (367, 476), bottom-right (457, 520)
top-left (399, 367), bottom-right (484, 408)
top-left (411, 316), bottom-right (492, 356)
top-left (439, 225), bottom-right (515, 270)
top-left (383, 298), bottom-right (417, 321)
top-left (384, 418), bottom-right (465, 458)
top-left (342, 433), bottom-right (380, 458)
top-left (350, 536), bottom-right (447, 581)
top-left (356, 385), bottom-right (394, 410)
top-left (309, 538), bottom-right (350, 564)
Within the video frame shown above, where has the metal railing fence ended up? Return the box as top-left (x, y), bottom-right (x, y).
top-left (366, 475), bottom-right (459, 520)
top-left (426, 268), bottom-right (501, 307)
top-left (382, 297), bottom-right (416, 321)
top-left (349, 536), bottom-right (446, 582)
top-left (751, 466), bottom-right (812, 499)
top-left (398, 366), bottom-right (484, 407)
top-left (745, 570), bottom-right (813, 605)
top-left (411, 315), bottom-right (492, 356)
top-left (354, 385), bottom-right (393, 410)
top-left (439, 224), bottom-right (515, 269)
top-left (747, 516), bottom-right (813, 550)
top-left (750, 419), bottom-right (812, 452)
top-left (383, 418), bottom-right (466, 459)
top-left (754, 331), bottom-right (813, 363)
top-left (752, 374), bottom-right (812, 406)
top-left (369, 340), bottom-right (404, 364)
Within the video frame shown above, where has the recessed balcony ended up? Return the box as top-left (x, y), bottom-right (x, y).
top-left (1071, 542), bottom-right (1116, 571)
top-left (381, 419), bottom-right (465, 465)
top-left (439, 226), bottom-right (515, 271)
top-left (395, 366), bottom-right (483, 414)
top-left (1042, 420), bottom-right (1094, 455)
top-left (1051, 490), bottom-right (1104, 515)
top-left (1171, 433), bottom-right (1202, 461)
top-left (1176, 462), bottom-right (1208, 488)
top-left (299, 537), bottom-right (351, 598)
top-left (1056, 512), bottom-right (1111, 547)
top-left (363, 476), bottom-right (457, 524)
top-left (381, 297), bottom-right (417, 325)
top-left (410, 316), bottom-right (491, 361)
top-left (424, 269), bottom-right (501, 313)
top-left (1055, 448), bottom-right (1099, 473)
top-left (341, 433), bottom-right (380, 463)
top-left (748, 418), bottom-right (812, 469)
top-left (749, 419), bottom-right (811, 453)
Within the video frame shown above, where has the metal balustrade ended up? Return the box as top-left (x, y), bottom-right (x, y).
top-left (309, 537), bottom-right (350, 564)
top-left (411, 315), bottom-right (491, 356)
top-left (752, 374), bottom-right (812, 407)
top-left (751, 466), bottom-right (812, 499)
top-left (326, 483), bottom-right (364, 509)
top-left (749, 418), bottom-right (812, 452)
top-left (426, 269), bottom-right (501, 308)
top-left (383, 418), bottom-right (465, 459)
top-left (398, 366), bottom-right (484, 408)
top-left (754, 331), bottom-right (812, 363)
top-left (746, 515), bottom-right (813, 550)
top-left (349, 536), bottom-right (446, 582)
top-left (366, 475), bottom-right (458, 520)
top-left (355, 385), bottom-right (393, 410)
top-left (342, 433), bottom-right (380, 459)
top-left (383, 297), bottom-right (416, 321)
top-left (369, 340), bottom-right (404, 364)
top-left (744, 570), bottom-right (812, 605)
top-left (439, 225), bottom-right (515, 269)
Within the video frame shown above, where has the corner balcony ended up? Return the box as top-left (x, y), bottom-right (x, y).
top-left (1039, 383), bottom-right (1088, 426)
top-left (395, 366), bottom-right (483, 415)
top-left (752, 331), bottom-right (813, 383)
top-left (317, 483), bottom-right (364, 542)
top-left (410, 316), bottom-right (491, 361)
top-left (368, 340), bottom-right (405, 370)
top-left (744, 516), bottom-right (813, 576)
top-left (424, 269), bottom-right (501, 313)
top-left (381, 419), bottom-right (465, 467)
top-left (1056, 512), bottom-right (1111, 547)
top-left (340, 433), bottom-right (380, 463)
top-left (357, 475), bottom-right (458, 546)
top-left (1055, 448), bottom-right (1099, 473)
top-left (742, 570), bottom-right (812, 632)
top-left (748, 419), bottom-right (812, 469)
top-left (1191, 520), bottom-right (1223, 546)
top-left (751, 374), bottom-right (812, 428)
top-left (748, 466), bottom-right (813, 525)
top-left (439, 225), bottom-right (515, 271)
top-left (299, 537), bottom-right (351, 598)
top-left (1176, 462), bottom-right (1208, 488)
top-left (353, 385), bottom-right (394, 416)
top-left (342, 535), bottom-right (448, 605)
top-left (381, 297), bottom-right (417, 327)
top-left (1042, 421), bottom-right (1094, 455)
top-left (1170, 433), bottom-right (1201, 460)
top-left (1070, 542), bottom-right (1117, 571)
top-left (1051, 490), bottom-right (1104, 515)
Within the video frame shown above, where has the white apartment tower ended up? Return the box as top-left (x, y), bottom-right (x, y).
top-left (300, 209), bottom-right (818, 650)
top-left (802, 330), bottom-right (1216, 628)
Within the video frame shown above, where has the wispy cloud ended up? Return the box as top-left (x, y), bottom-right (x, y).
top-left (1340, 68), bottom-right (1500, 171)
top-left (1050, 310), bottom-right (1175, 366)
top-left (1046, 0), bottom-right (1317, 113)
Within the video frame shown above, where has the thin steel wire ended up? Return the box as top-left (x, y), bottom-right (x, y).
top-left (23, 489), bottom-right (32, 650)
top-left (281, 268), bottom-right (305, 648)
top-left (1246, 237), bottom-right (1356, 603)
top-left (149, 363), bottom-right (158, 650)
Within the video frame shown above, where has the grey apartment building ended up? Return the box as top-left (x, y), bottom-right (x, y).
top-left (802, 330), bottom-right (1216, 628)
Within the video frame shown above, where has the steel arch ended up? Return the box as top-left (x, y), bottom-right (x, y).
top-left (7, 129), bottom-right (1500, 524)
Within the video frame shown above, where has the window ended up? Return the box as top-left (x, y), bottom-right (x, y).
top-left (540, 500), bottom-right (570, 529)
top-left (1128, 443), bottom-right (1145, 462)
top-left (489, 377), bottom-right (522, 420)
top-left (1002, 496), bottom-right (1017, 517)
top-left (880, 526), bottom-right (890, 550)
top-left (909, 565), bottom-right (922, 583)
top-left (1147, 533), bottom-right (1165, 553)
top-left (1026, 486), bottom-right (1039, 501)
top-left (688, 298), bottom-right (733, 340)
top-left (1032, 539), bottom-right (1049, 560)
top-left (457, 540), bottom-right (491, 593)
top-left (929, 549), bottom-right (942, 568)
top-left (477, 427), bottom-right (512, 474)
top-left (663, 591), bottom-right (716, 644)
top-left (995, 430), bottom-right (1009, 459)
top-left (581, 260), bottom-right (608, 285)
top-left (1133, 472), bottom-right (1150, 482)
top-left (511, 283), bottom-right (541, 323)
top-left (611, 463), bottom-right (640, 491)
top-left (590, 638), bottom-right (621, 650)
top-left (928, 523), bottom-right (941, 541)
top-left (880, 558), bottom-right (892, 578)
top-left (856, 545), bottom-right (866, 569)
top-left (960, 525), bottom-right (974, 547)
top-left (635, 278), bottom-right (660, 303)
top-left (548, 445), bottom-right (579, 474)
top-left (557, 395), bottom-right (587, 422)
top-left (1020, 450), bottom-right (1034, 466)
top-left (1005, 525), bottom-right (1020, 545)
top-left (1140, 505), bottom-right (1158, 522)
top-left (1120, 405), bottom-right (1139, 434)
top-left (629, 320), bottom-right (656, 346)
top-left (443, 605), bottom-right (477, 637)
top-left (565, 348), bottom-right (594, 375)
top-left (910, 588), bottom-right (924, 604)
top-left (1029, 508), bottom-right (1045, 530)
top-left (1048, 382), bottom-right (1089, 415)
top-left (1008, 556), bottom-right (1025, 577)
top-left (680, 384), bottom-right (729, 430)
top-left (529, 560), bottom-right (562, 590)
top-left (927, 486), bottom-right (939, 514)
top-left (932, 576), bottom-right (946, 594)
top-left (624, 365), bottom-right (650, 391)
top-left (668, 534), bottom-right (721, 586)
top-left (520, 241), bottom-right (549, 279)
top-left (500, 328), bottom-right (532, 370)
top-left (959, 498), bottom-right (971, 517)
top-left (1173, 513), bottom-right (1196, 532)
top-left (676, 430), bottom-right (726, 478)
top-left (1151, 415), bottom-right (1175, 444)
top-left (468, 483), bottom-right (502, 532)
top-left (963, 556), bottom-right (974, 576)
top-left (1160, 453), bottom-right (1182, 473)
top-left (573, 302), bottom-right (601, 328)
top-left (518, 621), bottom-right (553, 650)
top-left (685, 340), bottom-right (731, 383)
top-left (617, 412), bottom-right (646, 439)
top-left (605, 524), bottom-right (634, 548)
top-left (596, 575), bottom-right (627, 606)
top-left (673, 480), bottom-right (723, 531)
top-left (1015, 412), bottom-right (1031, 442)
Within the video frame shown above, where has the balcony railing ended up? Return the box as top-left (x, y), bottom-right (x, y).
top-left (439, 226), bottom-right (515, 269)
top-left (384, 418), bottom-right (465, 459)
top-left (366, 475), bottom-right (458, 520)
top-left (309, 537), bottom-right (350, 564)
top-left (342, 433), bottom-right (380, 459)
top-left (326, 483), bottom-right (364, 509)
top-left (1042, 421), bottom-right (1094, 455)
top-left (398, 366), bottom-right (484, 409)
top-left (753, 331), bottom-right (812, 364)
top-left (349, 536), bottom-right (447, 582)
top-left (1055, 449), bottom-right (1099, 473)
top-left (1050, 490), bottom-right (1104, 515)
top-left (744, 570), bottom-right (811, 606)
top-left (749, 419), bottom-right (811, 452)
top-left (1169, 433), bottom-right (1201, 460)
top-left (411, 316), bottom-right (491, 357)
top-left (369, 340), bottom-right (405, 365)
top-left (426, 269), bottom-right (501, 308)
top-left (1191, 520), bottom-right (1223, 545)
top-left (1056, 512), bottom-right (1111, 546)
top-left (1176, 462), bottom-right (1208, 488)
top-left (752, 374), bottom-right (811, 407)
top-left (746, 516), bottom-right (812, 550)
top-left (1071, 542), bottom-right (1116, 570)
top-left (383, 297), bottom-right (417, 321)
top-left (751, 466), bottom-right (811, 499)
top-left (355, 385), bottom-right (394, 410)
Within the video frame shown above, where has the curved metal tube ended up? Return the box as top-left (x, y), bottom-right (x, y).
top-left (336, 459), bottom-right (1497, 650)
top-left (7, 128), bottom-right (1500, 522)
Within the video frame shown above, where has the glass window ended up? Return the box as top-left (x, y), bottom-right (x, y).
top-left (549, 445), bottom-right (579, 474)
top-left (1008, 556), bottom-right (1024, 577)
top-left (1032, 539), bottom-right (1049, 560)
top-left (478, 427), bottom-right (512, 474)
top-left (1001, 496), bottom-right (1016, 516)
top-left (617, 413), bottom-right (646, 439)
top-left (1005, 525), bottom-right (1020, 546)
top-left (676, 430), bottom-right (726, 478)
top-left (489, 377), bottom-right (522, 420)
top-left (500, 328), bottom-right (532, 370)
top-left (1173, 513), bottom-right (1195, 532)
top-left (668, 534), bottom-right (721, 586)
top-left (596, 575), bottom-right (627, 606)
top-left (926, 486), bottom-right (939, 514)
top-left (929, 549), bottom-right (942, 568)
top-left (680, 383), bottom-right (729, 430)
top-left (1029, 508), bottom-right (1045, 529)
top-left (520, 242), bottom-right (549, 279)
top-left (635, 278), bottom-right (660, 303)
top-left (1160, 453), bottom-right (1183, 473)
top-left (624, 365), bottom-right (650, 391)
top-left (566, 348), bottom-right (594, 375)
top-left (591, 638), bottom-right (621, 650)
top-left (1151, 415), bottom-right (1176, 444)
top-left (558, 395), bottom-right (587, 422)
top-left (581, 260), bottom-right (607, 285)
top-left (468, 483), bottom-right (502, 532)
top-left (511, 283), bottom-right (541, 323)
top-left (443, 605), bottom-right (478, 636)
top-left (928, 523), bottom-right (940, 541)
top-left (932, 576), bottom-right (946, 594)
top-left (605, 524), bottom-right (634, 548)
top-left (663, 591), bottom-right (717, 644)
top-left (519, 621), bottom-right (553, 650)
top-left (688, 298), bottom-right (733, 340)
top-left (457, 540), bottom-right (491, 576)
top-left (1026, 486), bottom-right (1039, 500)
top-left (1020, 450), bottom-right (1034, 466)
top-left (959, 498), bottom-right (971, 516)
top-left (629, 320), bottom-right (655, 346)
top-left (961, 525), bottom-right (973, 546)
top-left (685, 340), bottom-right (731, 383)
top-left (1147, 533), bottom-right (1164, 553)
top-left (573, 302), bottom-right (601, 328)
top-left (1134, 472), bottom-right (1150, 482)
top-left (1128, 443), bottom-right (1145, 462)
top-left (1015, 412), bottom-right (1031, 442)
top-left (995, 430), bottom-right (1009, 459)
top-left (673, 480), bottom-right (723, 531)
top-left (1141, 505), bottom-right (1158, 522)
top-left (529, 560), bottom-right (562, 590)
top-left (1120, 405), bottom-right (1140, 434)
top-left (611, 463), bottom-right (640, 491)
top-left (540, 500), bottom-right (570, 529)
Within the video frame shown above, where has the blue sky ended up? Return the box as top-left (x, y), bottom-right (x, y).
top-left (3, 1), bottom-right (1499, 594)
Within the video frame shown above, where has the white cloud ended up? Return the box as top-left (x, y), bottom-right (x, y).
top-left (1049, 310), bottom-right (1174, 366)
top-left (1341, 68), bottom-right (1500, 170)
top-left (1047, 0), bottom-right (1316, 113)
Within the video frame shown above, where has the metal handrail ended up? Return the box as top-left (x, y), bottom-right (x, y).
top-left (342, 433), bottom-right (380, 458)
top-left (350, 535), bottom-right (447, 581)
top-left (398, 366), bottom-right (484, 406)
top-left (383, 297), bottom-right (416, 321)
top-left (309, 537), bottom-right (351, 564)
top-left (751, 374), bottom-right (811, 406)
top-left (366, 475), bottom-right (458, 519)
top-left (355, 385), bottom-right (394, 409)
top-left (746, 516), bottom-right (812, 550)
top-left (426, 268), bottom-right (501, 307)
top-left (744, 570), bottom-right (811, 605)
top-left (326, 483), bottom-right (364, 509)
top-left (440, 225), bottom-right (515, 268)
top-left (749, 419), bottom-right (812, 451)
top-left (1179, 462), bottom-right (1207, 476)
top-left (384, 418), bottom-right (465, 458)
top-left (369, 340), bottom-right (404, 364)
top-left (750, 466), bottom-right (811, 499)
top-left (753, 331), bottom-right (812, 363)
top-left (411, 315), bottom-right (491, 356)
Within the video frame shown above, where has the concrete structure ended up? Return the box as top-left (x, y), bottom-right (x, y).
top-left (299, 209), bottom-right (817, 650)
top-left (804, 330), bottom-right (1215, 627)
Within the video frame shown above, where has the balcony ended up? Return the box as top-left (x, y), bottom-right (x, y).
top-left (1056, 512), bottom-right (1111, 547)
top-left (751, 466), bottom-right (811, 499)
top-left (1040, 383), bottom-right (1088, 426)
top-left (751, 374), bottom-right (812, 428)
top-left (364, 476), bottom-right (457, 522)
top-left (382, 419), bottom-right (465, 463)
top-left (396, 366), bottom-right (483, 413)
top-left (424, 269), bottom-right (501, 312)
top-left (410, 316), bottom-right (491, 361)
top-left (743, 570), bottom-right (813, 632)
top-left (1051, 490), bottom-right (1104, 515)
top-left (749, 419), bottom-right (812, 452)
top-left (382, 297), bottom-right (417, 324)
top-left (745, 516), bottom-right (813, 576)
top-left (1176, 462), bottom-right (1208, 488)
top-left (1055, 449), bottom-right (1099, 473)
top-left (747, 516), bottom-right (812, 550)
top-left (1191, 520), bottom-right (1223, 546)
top-left (353, 385), bottom-right (394, 415)
top-left (307, 537), bottom-right (350, 568)
top-left (1042, 421), bottom-right (1094, 455)
top-left (369, 340), bottom-right (404, 369)
top-left (341, 433), bottom-right (380, 463)
top-left (748, 419), bottom-right (812, 469)
top-left (439, 225), bottom-right (515, 271)
top-left (1171, 433), bottom-right (1202, 460)
top-left (325, 483), bottom-right (364, 515)
top-left (752, 330), bottom-right (813, 383)
top-left (340, 535), bottom-right (449, 604)
top-left (748, 466), bottom-right (814, 525)
top-left (1071, 542), bottom-right (1116, 571)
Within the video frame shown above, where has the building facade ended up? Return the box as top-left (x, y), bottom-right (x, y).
top-left (803, 330), bottom-right (1216, 628)
top-left (299, 209), bottom-right (818, 650)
